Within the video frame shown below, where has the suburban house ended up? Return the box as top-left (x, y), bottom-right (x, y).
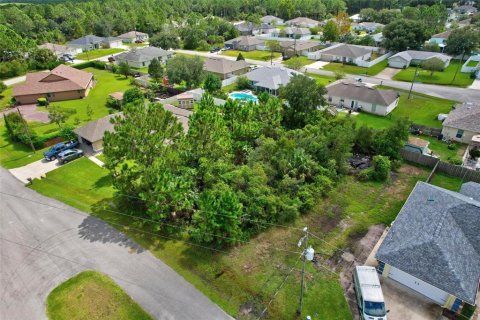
top-left (285, 17), bottom-right (319, 28)
top-left (115, 46), bottom-right (173, 68)
top-left (428, 30), bottom-right (452, 51)
top-left (280, 40), bottom-right (322, 58)
top-left (461, 55), bottom-right (480, 78)
top-left (349, 13), bottom-right (362, 23)
top-left (326, 81), bottom-right (399, 116)
top-left (176, 92), bottom-right (194, 110)
top-left (388, 50), bottom-right (451, 69)
top-left (38, 43), bottom-right (81, 57)
top-left (233, 21), bottom-right (256, 36)
top-left (442, 102), bottom-right (480, 144)
top-left (118, 31), bottom-right (149, 43)
top-left (272, 27), bottom-right (311, 39)
top-left (245, 66), bottom-right (301, 95)
top-left (162, 104), bottom-right (192, 132)
top-left (225, 36), bottom-right (264, 51)
top-left (261, 15), bottom-right (284, 25)
top-left (12, 64), bottom-right (94, 105)
top-left (376, 181), bottom-right (480, 316)
top-left (74, 113), bottom-right (117, 153)
top-left (68, 35), bottom-right (123, 51)
top-left (352, 22), bottom-right (385, 33)
top-left (454, 4), bottom-right (478, 15)
top-left (203, 57), bottom-right (249, 80)
top-left (372, 33), bottom-right (384, 47)
top-left (258, 23), bottom-right (277, 35)
top-left (312, 44), bottom-right (372, 64)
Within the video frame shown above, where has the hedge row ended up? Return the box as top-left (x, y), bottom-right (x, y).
top-left (72, 60), bottom-right (107, 70)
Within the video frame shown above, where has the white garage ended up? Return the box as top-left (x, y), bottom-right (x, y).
top-left (387, 266), bottom-right (449, 305)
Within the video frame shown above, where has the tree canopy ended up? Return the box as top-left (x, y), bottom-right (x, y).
top-left (382, 19), bottom-right (430, 52)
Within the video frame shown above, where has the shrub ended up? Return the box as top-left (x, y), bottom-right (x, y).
top-left (0, 81), bottom-right (6, 95)
top-left (59, 126), bottom-right (76, 140)
top-left (235, 76), bottom-right (251, 90)
top-left (0, 60), bottom-right (28, 79)
top-left (447, 143), bottom-right (457, 150)
top-left (469, 148), bottom-right (480, 159)
top-left (197, 40), bottom-right (211, 51)
top-left (369, 155), bottom-right (391, 181)
top-left (123, 87), bottom-right (144, 104)
top-left (447, 156), bottom-right (463, 165)
top-left (37, 98), bottom-right (48, 106)
top-left (334, 71), bottom-right (345, 80)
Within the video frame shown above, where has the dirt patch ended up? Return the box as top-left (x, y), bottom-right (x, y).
top-left (398, 163), bottom-right (425, 176)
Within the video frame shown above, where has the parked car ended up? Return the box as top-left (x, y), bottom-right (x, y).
top-left (57, 149), bottom-right (84, 164)
top-left (210, 47), bottom-right (221, 53)
top-left (108, 56), bottom-right (116, 62)
top-left (43, 140), bottom-right (79, 161)
top-left (60, 54), bottom-right (74, 62)
top-left (135, 39), bottom-right (144, 43)
top-left (353, 266), bottom-right (389, 320)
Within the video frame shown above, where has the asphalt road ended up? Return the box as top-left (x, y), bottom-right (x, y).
top-left (0, 168), bottom-right (232, 320)
top-left (174, 49), bottom-right (480, 103)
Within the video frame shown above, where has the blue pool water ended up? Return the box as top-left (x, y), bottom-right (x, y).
top-left (228, 91), bottom-right (258, 103)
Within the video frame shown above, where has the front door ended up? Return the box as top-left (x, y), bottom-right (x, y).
top-left (351, 100), bottom-right (355, 109)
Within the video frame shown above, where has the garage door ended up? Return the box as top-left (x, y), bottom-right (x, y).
top-left (388, 267), bottom-right (449, 305)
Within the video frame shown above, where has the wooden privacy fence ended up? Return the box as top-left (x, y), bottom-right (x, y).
top-left (410, 124), bottom-right (442, 137)
top-left (400, 149), bottom-right (480, 184)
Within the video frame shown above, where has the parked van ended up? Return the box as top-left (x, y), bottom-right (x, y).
top-left (353, 266), bottom-right (388, 320)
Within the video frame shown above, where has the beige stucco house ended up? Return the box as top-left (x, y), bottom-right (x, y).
top-left (442, 102), bottom-right (480, 144)
top-left (326, 81), bottom-right (399, 116)
top-left (224, 36), bottom-right (264, 51)
top-left (74, 114), bottom-right (117, 153)
top-left (12, 64), bottom-right (94, 105)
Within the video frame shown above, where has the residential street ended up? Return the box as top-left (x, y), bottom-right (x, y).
top-left (174, 49), bottom-right (480, 103)
top-left (0, 168), bottom-right (232, 320)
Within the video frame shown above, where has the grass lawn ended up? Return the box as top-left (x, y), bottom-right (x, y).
top-left (0, 68), bottom-right (134, 169)
top-left (46, 270), bottom-right (152, 320)
top-left (29, 156), bottom-right (432, 319)
top-left (124, 42), bottom-right (148, 48)
top-left (96, 153), bottom-right (106, 163)
top-left (221, 82), bottom-right (237, 93)
top-left (420, 135), bottom-right (466, 161)
top-left (221, 50), bottom-right (281, 62)
top-left (392, 61), bottom-right (474, 88)
top-left (351, 87), bottom-right (457, 129)
top-left (306, 73), bottom-right (336, 86)
top-left (282, 56), bottom-right (311, 69)
top-left (322, 59), bottom-right (388, 76)
top-left (76, 48), bottom-right (124, 61)
top-left (0, 86), bottom-right (13, 111)
top-left (466, 60), bottom-right (479, 67)
top-left (429, 172), bottom-right (463, 191)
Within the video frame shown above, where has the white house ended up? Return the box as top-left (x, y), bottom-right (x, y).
top-left (352, 22), bottom-right (385, 33)
top-left (326, 81), bottom-right (399, 116)
top-left (68, 35), bottom-right (123, 51)
top-left (118, 31), bottom-right (149, 43)
top-left (310, 43), bottom-right (372, 64)
top-left (376, 181), bottom-right (480, 315)
top-left (442, 102), bottom-right (480, 144)
top-left (285, 17), bottom-right (319, 28)
top-left (388, 50), bottom-right (451, 69)
top-left (37, 43), bottom-right (82, 57)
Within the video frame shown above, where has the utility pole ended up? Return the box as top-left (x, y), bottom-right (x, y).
top-left (16, 107), bottom-right (36, 153)
top-left (297, 227), bottom-right (315, 316)
top-left (408, 63), bottom-right (420, 99)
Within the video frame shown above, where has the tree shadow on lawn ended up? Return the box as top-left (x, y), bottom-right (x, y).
top-left (77, 199), bottom-right (146, 254)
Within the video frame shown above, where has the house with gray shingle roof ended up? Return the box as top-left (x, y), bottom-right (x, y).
top-left (285, 17), bottom-right (319, 28)
top-left (68, 35), bottom-right (123, 51)
top-left (245, 66), bottom-right (301, 95)
top-left (442, 102), bottom-right (480, 144)
top-left (115, 46), bottom-right (173, 68)
top-left (224, 36), bottom-right (264, 51)
top-left (118, 31), bottom-right (149, 43)
top-left (388, 50), bottom-right (451, 69)
top-left (376, 181), bottom-right (480, 314)
top-left (261, 15), bottom-right (284, 26)
top-left (326, 81), bottom-right (399, 115)
top-left (312, 43), bottom-right (373, 64)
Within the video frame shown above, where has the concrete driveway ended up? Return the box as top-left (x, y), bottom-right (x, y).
top-left (376, 67), bottom-right (401, 80)
top-left (0, 104), bottom-right (50, 123)
top-left (0, 168), bottom-right (232, 320)
top-left (9, 157), bottom-right (61, 183)
top-left (469, 79), bottom-right (480, 90)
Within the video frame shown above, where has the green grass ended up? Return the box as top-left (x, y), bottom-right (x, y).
top-left (419, 135), bottom-right (465, 161)
top-left (351, 86), bottom-right (457, 129)
top-left (28, 154), bottom-right (432, 319)
top-left (96, 153), bottom-right (106, 163)
top-left (76, 48), bottom-right (124, 61)
top-left (221, 82), bottom-right (237, 93)
top-left (46, 270), bottom-right (152, 320)
top-left (282, 56), bottom-right (311, 69)
top-left (466, 60), bottom-right (479, 67)
top-left (306, 73), bottom-right (336, 86)
top-left (221, 50), bottom-right (281, 62)
top-left (322, 59), bottom-right (388, 76)
top-left (124, 42), bottom-right (148, 48)
top-left (429, 172), bottom-right (463, 191)
top-left (0, 86), bottom-right (13, 111)
top-left (392, 61), bottom-right (474, 87)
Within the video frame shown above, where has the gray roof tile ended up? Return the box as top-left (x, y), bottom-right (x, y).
top-left (443, 102), bottom-right (480, 133)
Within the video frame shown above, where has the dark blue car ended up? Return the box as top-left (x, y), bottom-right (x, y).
top-left (43, 140), bottom-right (79, 161)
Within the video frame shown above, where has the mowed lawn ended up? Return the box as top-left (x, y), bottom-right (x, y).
top-left (392, 61), bottom-right (474, 87)
top-left (46, 270), bottom-right (152, 320)
top-left (221, 50), bottom-right (281, 61)
top-left (0, 86), bottom-right (13, 111)
top-left (322, 59), bottom-right (388, 76)
top-left (307, 73), bottom-right (336, 86)
top-left (0, 68), bottom-right (133, 168)
top-left (352, 87), bottom-right (457, 129)
top-left (76, 48), bottom-right (124, 60)
top-left (29, 155), bottom-right (434, 319)
top-left (282, 56), bottom-right (312, 69)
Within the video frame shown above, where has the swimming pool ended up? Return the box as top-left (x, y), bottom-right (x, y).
top-left (228, 91), bottom-right (258, 103)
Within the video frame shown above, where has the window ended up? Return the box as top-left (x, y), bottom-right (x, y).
top-left (328, 97), bottom-right (332, 102)
top-left (47, 92), bottom-right (54, 98)
top-left (456, 129), bottom-right (464, 138)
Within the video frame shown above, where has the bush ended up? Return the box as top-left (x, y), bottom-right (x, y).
top-left (447, 143), bottom-right (457, 150)
top-left (469, 148), bottom-right (480, 159)
top-left (235, 76), bottom-right (251, 90)
top-left (447, 156), bottom-right (463, 165)
top-left (73, 60), bottom-right (106, 70)
top-left (369, 155), bottom-right (391, 181)
top-left (59, 126), bottom-right (76, 140)
top-left (0, 81), bottom-right (6, 95)
top-left (197, 40), bottom-right (211, 51)
top-left (37, 98), bottom-right (48, 106)
top-left (123, 87), bottom-right (144, 104)
top-left (0, 60), bottom-right (28, 79)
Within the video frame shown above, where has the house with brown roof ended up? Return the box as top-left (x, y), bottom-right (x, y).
top-left (279, 40), bottom-right (322, 58)
top-left (74, 113), bottom-right (117, 153)
top-left (204, 57), bottom-right (250, 80)
top-left (442, 102), bottom-right (480, 144)
top-left (224, 36), bottom-right (264, 51)
top-left (285, 17), bottom-right (319, 28)
top-left (326, 81), bottom-right (399, 116)
top-left (13, 64), bottom-right (94, 105)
